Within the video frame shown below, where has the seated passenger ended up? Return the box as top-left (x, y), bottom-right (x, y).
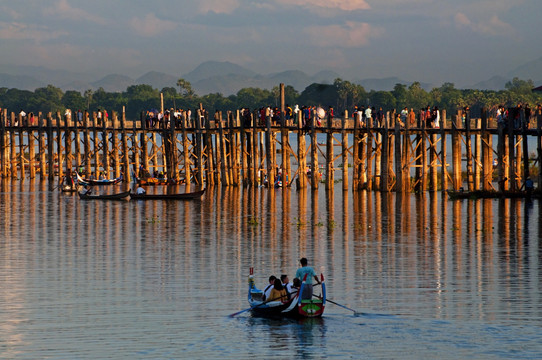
top-left (135, 184), bottom-right (146, 195)
top-left (267, 279), bottom-right (288, 303)
top-left (281, 274), bottom-right (294, 295)
top-left (263, 275), bottom-right (276, 301)
top-left (289, 278), bottom-right (302, 297)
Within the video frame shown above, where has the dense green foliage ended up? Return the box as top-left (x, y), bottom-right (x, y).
top-left (0, 77), bottom-right (540, 119)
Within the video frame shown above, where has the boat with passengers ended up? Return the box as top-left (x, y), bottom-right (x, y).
top-left (247, 268), bottom-right (325, 319)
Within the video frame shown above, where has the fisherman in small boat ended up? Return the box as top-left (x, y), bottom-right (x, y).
top-left (267, 279), bottom-right (288, 303)
top-left (295, 258), bottom-right (321, 300)
top-left (263, 275), bottom-right (276, 301)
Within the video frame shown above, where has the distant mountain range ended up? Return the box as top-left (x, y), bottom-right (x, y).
top-left (0, 58), bottom-right (541, 95)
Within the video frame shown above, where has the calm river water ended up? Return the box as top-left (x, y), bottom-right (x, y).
top-left (0, 181), bottom-right (541, 359)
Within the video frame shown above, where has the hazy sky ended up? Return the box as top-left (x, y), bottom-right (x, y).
top-left (1, 0), bottom-right (540, 87)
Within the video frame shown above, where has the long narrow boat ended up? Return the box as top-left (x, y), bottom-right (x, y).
top-left (136, 177), bottom-right (184, 186)
top-left (130, 188), bottom-right (205, 200)
top-left (76, 173), bottom-right (123, 186)
top-left (247, 269), bottom-right (325, 319)
top-left (447, 189), bottom-right (542, 200)
top-left (78, 190), bottom-right (131, 200)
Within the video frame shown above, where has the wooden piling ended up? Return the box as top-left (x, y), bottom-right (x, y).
top-left (341, 111), bottom-right (348, 191)
top-left (297, 110), bottom-right (307, 189)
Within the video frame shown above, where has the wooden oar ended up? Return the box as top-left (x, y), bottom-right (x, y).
top-left (228, 293), bottom-right (288, 318)
top-left (313, 294), bottom-right (362, 316)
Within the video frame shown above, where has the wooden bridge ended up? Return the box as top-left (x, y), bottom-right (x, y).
top-left (1, 87), bottom-right (541, 193)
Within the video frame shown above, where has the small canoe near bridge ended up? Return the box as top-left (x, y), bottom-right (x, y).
top-left (130, 188), bottom-right (205, 200)
top-left (247, 269), bottom-right (325, 319)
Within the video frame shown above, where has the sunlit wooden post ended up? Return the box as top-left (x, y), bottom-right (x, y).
top-left (310, 109), bottom-right (318, 189)
top-left (121, 108), bottom-right (131, 183)
top-left (325, 108), bottom-right (334, 190)
top-left (508, 108), bottom-right (516, 191)
top-left (352, 109), bottom-right (360, 190)
top-left (47, 112), bottom-right (54, 182)
top-left (38, 112), bottom-right (46, 180)
top-left (440, 109), bottom-right (448, 191)
top-left (341, 111), bottom-right (348, 191)
top-left (297, 109), bottom-right (306, 189)
top-left (451, 111), bottom-right (461, 190)
top-left (380, 113), bottom-right (389, 192)
top-left (481, 108), bottom-right (492, 191)
top-left (181, 111), bottom-right (191, 185)
top-left (537, 106), bottom-right (542, 190)
top-left (0, 109), bottom-right (6, 178)
top-left (394, 111), bottom-right (402, 192)
top-left (521, 108), bottom-right (529, 187)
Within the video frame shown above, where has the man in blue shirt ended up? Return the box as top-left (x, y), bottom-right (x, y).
top-left (295, 258), bottom-right (321, 300)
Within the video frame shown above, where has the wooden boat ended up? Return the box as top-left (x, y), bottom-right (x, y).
top-left (76, 173), bottom-right (123, 186)
top-left (247, 270), bottom-right (325, 319)
top-left (78, 190), bottom-right (131, 200)
top-left (137, 177), bottom-right (184, 186)
top-left (447, 189), bottom-right (542, 200)
top-left (130, 188), bottom-right (205, 200)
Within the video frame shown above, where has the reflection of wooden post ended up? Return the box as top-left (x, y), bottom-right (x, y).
top-left (341, 111), bottom-right (348, 191)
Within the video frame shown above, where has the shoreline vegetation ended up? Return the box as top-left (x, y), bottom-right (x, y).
top-left (0, 77), bottom-right (540, 120)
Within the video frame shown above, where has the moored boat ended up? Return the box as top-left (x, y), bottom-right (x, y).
top-left (447, 189), bottom-right (542, 200)
top-left (130, 188), bottom-right (205, 200)
top-left (76, 173), bottom-right (123, 186)
top-left (78, 190), bottom-right (131, 200)
top-left (247, 269), bottom-right (325, 319)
